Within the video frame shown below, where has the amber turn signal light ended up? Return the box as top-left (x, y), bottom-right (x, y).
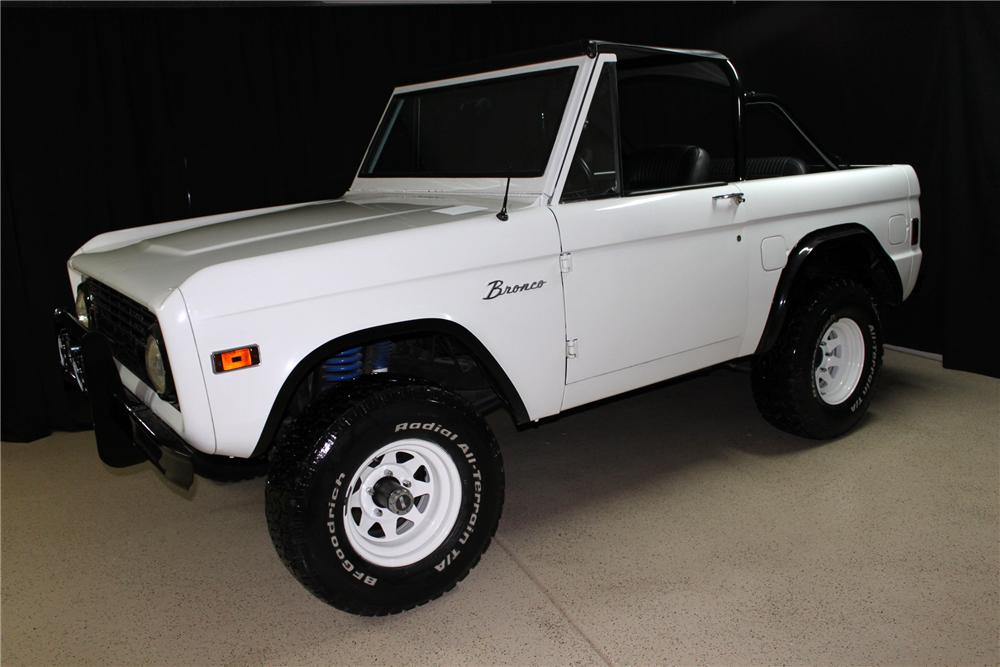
top-left (212, 345), bottom-right (260, 373)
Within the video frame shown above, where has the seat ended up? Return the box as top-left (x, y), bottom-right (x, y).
top-left (709, 156), bottom-right (808, 181)
top-left (624, 144), bottom-right (711, 191)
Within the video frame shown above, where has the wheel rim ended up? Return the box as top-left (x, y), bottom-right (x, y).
top-left (814, 317), bottom-right (866, 405)
top-left (342, 438), bottom-right (462, 568)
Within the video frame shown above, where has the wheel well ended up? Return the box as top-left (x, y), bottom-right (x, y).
top-left (756, 224), bottom-right (902, 355)
top-left (251, 320), bottom-right (528, 458)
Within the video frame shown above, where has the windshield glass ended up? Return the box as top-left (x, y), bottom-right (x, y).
top-left (360, 67), bottom-right (577, 178)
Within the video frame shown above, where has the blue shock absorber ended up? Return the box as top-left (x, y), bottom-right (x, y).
top-left (321, 347), bottom-right (364, 382)
top-left (371, 340), bottom-right (393, 374)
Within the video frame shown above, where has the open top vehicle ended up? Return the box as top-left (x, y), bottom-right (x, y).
top-left (56, 40), bottom-right (922, 614)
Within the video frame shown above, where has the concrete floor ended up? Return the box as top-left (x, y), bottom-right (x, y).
top-left (2, 349), bottom-right (998, 665)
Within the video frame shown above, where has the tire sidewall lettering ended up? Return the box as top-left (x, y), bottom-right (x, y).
top-left (325, 472), bottom-right (380, 586)
top-left (849, 322), bottom-right (880, 412)
top-left (811, 299), bottom-right (881, 419)
top-left (319, 415), bottom-right (490, 589)
top-left (390, 422), bottom-right (484, 574)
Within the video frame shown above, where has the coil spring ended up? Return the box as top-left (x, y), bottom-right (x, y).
top-left (321, 346), bottom-right (363, 382)
top-left (321, 341), bottom-right (393, 382)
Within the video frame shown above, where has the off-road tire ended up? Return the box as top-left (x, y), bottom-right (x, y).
top-left (265, 377), bottom-right (504, 615)
top-left (752, 279), bottom-right (882, 439)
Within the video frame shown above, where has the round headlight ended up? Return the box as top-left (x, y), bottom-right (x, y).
top-left (145, 334), bottom-right (169, 395)
top-left (75, 288), bottom-right (90, 329)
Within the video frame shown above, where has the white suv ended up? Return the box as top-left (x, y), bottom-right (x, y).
top-left (56, 40), bottom-right (922, 614)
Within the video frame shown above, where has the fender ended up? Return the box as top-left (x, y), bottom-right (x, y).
top-left (250, 319), bottom-right (530, 457)
top-left (755, 223), bottom-right (903, 355)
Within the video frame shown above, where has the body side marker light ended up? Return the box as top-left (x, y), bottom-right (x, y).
top-left (212, 345), bottom-right (260, 373)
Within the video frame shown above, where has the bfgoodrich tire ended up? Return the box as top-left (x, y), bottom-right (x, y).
top-left (752, 279), bottom-right (883, 439)
top-left (265, 378), bottom-right (504, 615)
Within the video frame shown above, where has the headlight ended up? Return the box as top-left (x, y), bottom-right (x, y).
top-left (145, 332), bottom-right (170, 396)
top-left (75, 287), bottom-right (90, 329)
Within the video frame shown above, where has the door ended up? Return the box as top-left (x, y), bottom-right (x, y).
top-left (554, 58), bottom-right (749, 401)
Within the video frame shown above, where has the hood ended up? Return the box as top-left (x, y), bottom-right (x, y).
top-left (70, 193), bottom-right (533, 308)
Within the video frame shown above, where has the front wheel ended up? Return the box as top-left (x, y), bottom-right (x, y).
top-left (752, 279), bottom-right (883, 439)
top-left (265, 379), bottom-right (504, 615)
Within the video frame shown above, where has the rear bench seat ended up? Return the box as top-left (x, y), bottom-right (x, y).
top-left (709, 156), bottom-right (808, 181)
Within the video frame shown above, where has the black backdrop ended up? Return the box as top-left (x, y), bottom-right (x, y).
top-left (3, 3), bottom-right (998, 442)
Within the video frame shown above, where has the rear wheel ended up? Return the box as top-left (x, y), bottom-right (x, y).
top-left (752, 279), bottom-right (883, 439)
top-left (265, 378), bottom-right (504, 615)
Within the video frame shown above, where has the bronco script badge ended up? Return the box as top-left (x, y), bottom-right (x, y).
top-left (482, 279), bottom-right (546, 300)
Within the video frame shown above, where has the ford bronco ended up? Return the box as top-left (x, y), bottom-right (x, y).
top-left (55, 40), bottom-right (922, 614)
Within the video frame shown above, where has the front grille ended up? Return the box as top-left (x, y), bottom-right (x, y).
top-left (87, 280), bottom-right (157, 386)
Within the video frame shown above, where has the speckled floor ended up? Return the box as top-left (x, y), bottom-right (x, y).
top-left (2, 350), bottom-right (998, 665)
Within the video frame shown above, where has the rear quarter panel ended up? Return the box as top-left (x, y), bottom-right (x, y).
top-left (736, 164), bottom-right (922, 356)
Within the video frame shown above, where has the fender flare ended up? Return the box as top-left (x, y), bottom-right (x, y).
top-left (250, 319), bottom-right (529, 457)
top-left (755, 223), bottom-right (902, 355)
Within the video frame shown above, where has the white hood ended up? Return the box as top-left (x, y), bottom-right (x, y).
top-left (70, 193), bottom-right (534, 308)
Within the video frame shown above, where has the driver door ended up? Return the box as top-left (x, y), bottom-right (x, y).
top-left (554, 58), bottom-right (749, 409)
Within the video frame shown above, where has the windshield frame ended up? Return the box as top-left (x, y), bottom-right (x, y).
top-left (359, 67), bottom-right (578, 179)
top-left (350, 55), bottom-right (592, 198)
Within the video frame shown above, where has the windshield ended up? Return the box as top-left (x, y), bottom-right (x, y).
top-left (360, 67), bottom-right (577, 178)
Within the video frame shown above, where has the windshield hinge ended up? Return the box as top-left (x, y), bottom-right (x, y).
top-left (559, 252), bottom-right (573, 273)
top-left (566, 338), bottom-right (579, 359)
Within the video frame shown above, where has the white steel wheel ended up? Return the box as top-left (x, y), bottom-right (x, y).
top-left (342, 438), bottom-right (462, 568)
top-left (814, 317), bottom-right (866, 405)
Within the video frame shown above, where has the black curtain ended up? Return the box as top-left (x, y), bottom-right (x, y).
top-left (3, 3), bottom-right (998, 442)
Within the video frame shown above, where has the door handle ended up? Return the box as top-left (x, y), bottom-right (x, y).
top-left (713, 192), bottom-right (746, 204)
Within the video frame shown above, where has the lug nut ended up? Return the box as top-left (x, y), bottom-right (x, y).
top-left (374, 509), bottom-right (383, 517)
top-left (384, 470), bottom-right (394, 477)
top-left (402, 479), bottom-right (412, 488)
top-left (366, 487), bottom-right (373, 495)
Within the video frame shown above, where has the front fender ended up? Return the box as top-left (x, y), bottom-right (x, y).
top-left (247, 319), bottom-right (530, 458)
top-left (180, 207), bottom-right (565, 457)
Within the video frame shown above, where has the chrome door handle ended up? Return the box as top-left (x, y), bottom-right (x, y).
top-left (713, 192), bottom-right (746, 204)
